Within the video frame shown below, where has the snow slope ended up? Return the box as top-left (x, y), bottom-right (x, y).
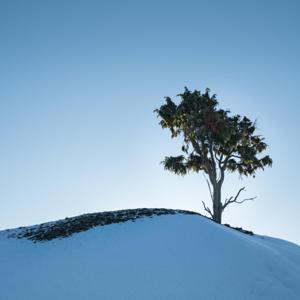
top-left (0, 210), bottom-right (299, 300)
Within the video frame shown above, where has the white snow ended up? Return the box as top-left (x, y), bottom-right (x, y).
top-left (0, 213), bottom-right (299, 299)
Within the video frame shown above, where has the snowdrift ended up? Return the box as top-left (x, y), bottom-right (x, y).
top-left (0, 209), bottom-right (299, 300)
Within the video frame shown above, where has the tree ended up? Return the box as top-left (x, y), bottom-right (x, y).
top-left (154, 87), bottom-right (272, 224)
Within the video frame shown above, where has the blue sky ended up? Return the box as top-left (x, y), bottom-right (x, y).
top-left (0, 0), bottom-right (299, 244)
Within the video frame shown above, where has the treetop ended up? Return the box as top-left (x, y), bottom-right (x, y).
top-left (154, 87), bottom-right (272, 179)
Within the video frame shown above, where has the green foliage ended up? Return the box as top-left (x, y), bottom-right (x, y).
top-left (154, 87), bottom-right (272, 178)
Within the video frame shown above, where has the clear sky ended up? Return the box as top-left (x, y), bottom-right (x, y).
top-left (0, 0), bottom-right (299, 244)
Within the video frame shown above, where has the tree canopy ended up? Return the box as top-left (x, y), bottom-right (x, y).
top-left (155, 87), bottom-right (272, 223)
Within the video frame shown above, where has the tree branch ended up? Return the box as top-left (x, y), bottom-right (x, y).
top-left (203, 174), bottom-right (213, 201)
top-left (230, 154), bottom-right (242, 159)
top-left (218, 149), bottom-right (236, 185)
top-left (216, 153), bottom-right (223, 167)
top-left (190, 139), bottom-right (202, 156)
top-left (208, 143), bottom-right (217, 178)
top-left (202, 201), bottom-right (213, 218)
top-left (222, 187), bottom-right (256, 210)
top-left (214, 151), bottom-right (221, 164)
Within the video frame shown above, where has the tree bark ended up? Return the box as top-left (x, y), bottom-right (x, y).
top-left (212, 183), bottom-right (222, 223)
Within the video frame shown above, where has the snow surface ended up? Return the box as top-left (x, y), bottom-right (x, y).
top-left (0, 213), bottom-right (299, 300)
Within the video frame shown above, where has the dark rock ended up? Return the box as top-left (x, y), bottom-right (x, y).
top-left (9, 208), bottom-right (199, 242)
top-left (224, 224), bottom-right (254, 236)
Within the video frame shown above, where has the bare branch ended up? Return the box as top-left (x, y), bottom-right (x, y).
top-left (230, 154), bottom-right (242, 160)
top-left (203, 174), bottom-right (213, 201)
top-left (202, 201), bottom-right (213, 218)
top-left (222, 187), bottom-right (256, 210)
top-left (234, 196), bottom-right (256, 204)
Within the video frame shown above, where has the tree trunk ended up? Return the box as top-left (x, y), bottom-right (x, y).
top-left (212, 184), bottom-right (222, 224)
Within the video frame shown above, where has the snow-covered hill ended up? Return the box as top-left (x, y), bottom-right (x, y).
top-left (1, 209), bottom-right (299, 300)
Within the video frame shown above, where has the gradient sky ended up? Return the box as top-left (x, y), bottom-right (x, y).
top-left (0, 0), bottom-right (299, 244)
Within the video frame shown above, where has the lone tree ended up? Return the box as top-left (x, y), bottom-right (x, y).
top-left (154, 87), bottom-right (272, 224)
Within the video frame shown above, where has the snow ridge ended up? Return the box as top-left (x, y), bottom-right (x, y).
top-left (7, 208), bottom-right (198, 241)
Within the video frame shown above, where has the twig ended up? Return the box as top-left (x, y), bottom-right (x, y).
top-left (222, 187), bottom-right (256, 210)
top-left (202, 201), bottom-right (213, 218)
